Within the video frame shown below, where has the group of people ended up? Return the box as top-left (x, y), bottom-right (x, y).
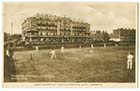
top-left (4, 45), bottom-right (134, 81)
top-left (50, 45), bottom-right (134, 71)
top-left (50, 46), bottom-right (64, 60)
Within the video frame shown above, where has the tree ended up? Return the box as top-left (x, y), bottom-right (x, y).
top-left (4, 32), bottom-right (8, 42)
top-left (102, 31), bottom-right (110, 42)
top-left (95, 30), bottom-right (102, 40)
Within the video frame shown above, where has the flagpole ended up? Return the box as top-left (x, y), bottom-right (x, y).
top-left (11, 22), bottom-right (13, 35)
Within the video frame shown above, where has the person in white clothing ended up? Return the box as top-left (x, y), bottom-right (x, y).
top-left (50, 49), bottom-right (56, 60)
top-left (79, 45), bottom-right (81, 48)
top-left (35, 46), bottom-right (39, 51)
top-left (6, 50), bottom-right (10, 57)
top-left (127, 52), bottom-right (134, 70)
top-left (91, 44), bottom-right (94, 49)
top-left (104, 43), bottom-right (106, 48)
top-left (61, 46), bottom-right (64, 53)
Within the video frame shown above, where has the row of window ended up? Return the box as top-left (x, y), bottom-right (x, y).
top-left (22, 20), bottom-right (88, 27)
top-left (25, 32), bottom-right (86, 36)
top-left (23, 27), bottom-right (87, 32)
top-left (37, 26), bottom-right (57, 30)
top-left (26, 37), bottom-right (89, 42)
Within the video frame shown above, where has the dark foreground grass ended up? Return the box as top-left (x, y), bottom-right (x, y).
top-left (14, 46), bottom-right (135, 82)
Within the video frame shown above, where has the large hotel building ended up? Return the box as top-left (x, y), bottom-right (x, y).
top-left (22, 13), bottom-right (94, 45)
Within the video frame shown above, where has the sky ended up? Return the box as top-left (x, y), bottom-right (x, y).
top-left (3, 2), bottom-right (138, 34)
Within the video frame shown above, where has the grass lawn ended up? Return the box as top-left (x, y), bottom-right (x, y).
top-left (13, 46), bottom-right (135, 82)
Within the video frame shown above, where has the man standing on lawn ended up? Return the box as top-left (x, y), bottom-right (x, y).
top-left (61, 46), bottom-right (64, 53)
top-left (50, 48), bottom-right (56, 60)
top-left (91, 44), bottom-right (94, 49)
top-left (127, 52), bottom-right (134, 70)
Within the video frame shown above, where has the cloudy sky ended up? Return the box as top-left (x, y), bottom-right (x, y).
top-left (3, 2), bottom-right (138, 34)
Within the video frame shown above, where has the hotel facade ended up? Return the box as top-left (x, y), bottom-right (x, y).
top-left (22, 13), bottom-right (94, 45)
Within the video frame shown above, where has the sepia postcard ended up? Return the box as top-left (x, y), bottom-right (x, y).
top-left (2, 2), bottom-right (138, 88)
